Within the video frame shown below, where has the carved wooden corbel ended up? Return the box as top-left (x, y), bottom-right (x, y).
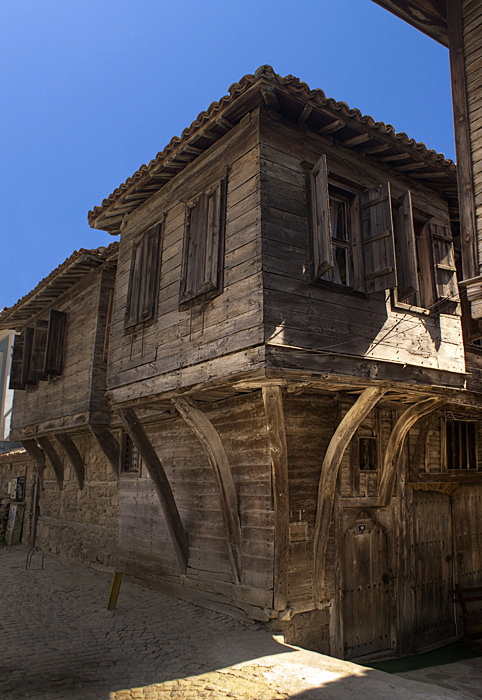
top-left (171, 396), bottom-right (242, 584)
top-left (36, 436), bottom-right (64, 489)
top-left (313, 386), bottom-right (388, 605)
top-left (89, 426), bottom-right (121, 480)
top-left (118, 407), bottom-right (188, 573)
top-left (378, 397), bottom-right (446, 507)
top-left (55, 433), bottom-right (85, 490)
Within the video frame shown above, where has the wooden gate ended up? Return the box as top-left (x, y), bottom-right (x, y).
top-left (412, 491), bottom-right (456, 651)
top-left (341, 509), bottom-right (393, 659)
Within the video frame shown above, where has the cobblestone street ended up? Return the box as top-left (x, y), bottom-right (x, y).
top-left (0, 546), bottom-right (478, 700)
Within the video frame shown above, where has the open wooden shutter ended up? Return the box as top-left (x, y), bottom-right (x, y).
top-left (139, 224), bottom-right (162, 323)
top-left (44, 310), bottom-right (67, 376)
top-left (180, 194), bottom-right (205, 303)
top-left (429, 220), bottom-right (458, 304)
top-left (393, 191), bottom-right (418, 301)
top-left (8, 334), bottom-right (25, 390)
top-left (21, 327), bottom-right (35, 386)
top-left (360, 182), bottom-right (397, 294)
top-left (29, 320), bottom-right (49, 382)
top-left (309, 155), bottom-right (333, 279)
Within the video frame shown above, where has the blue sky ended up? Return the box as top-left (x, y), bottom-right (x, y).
top-left (1, 0), bottom-right (453, 310)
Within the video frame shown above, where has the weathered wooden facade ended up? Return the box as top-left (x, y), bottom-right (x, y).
top-left (85, 66), bottom-right (482, 659)
top-left (0, 244), bottom-right (120, 566)
top-left (5, 66), bottom-right (482, 660)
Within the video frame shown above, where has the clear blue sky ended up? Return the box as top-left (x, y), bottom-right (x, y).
top-left (1, 0), bottom-right (454, 310)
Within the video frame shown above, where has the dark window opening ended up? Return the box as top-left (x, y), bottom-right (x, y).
top-left (446, 420), bottom-right (477, 470)
top-left (359, 436), bottom-right (378, 471)
top-left (121, 434), bottom-right (141, 474)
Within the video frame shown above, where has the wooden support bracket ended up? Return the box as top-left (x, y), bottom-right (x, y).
top-left (171, 396), bottom-right (242, 584)
top-left (19, 439), bottom-right (45, 481)
top-left (118, 407), bottom-right (188, 573)
top-left (262, 386), bottom-right (289, 611)
top-left (378, 397), bottom-right (446, 507)
top-left (313, 386), bottom-right (387, 605)
top-left (36, 436), bottom-right (64, 489)
top-left (89, 426), bottom-right (121, 480)
top-left (55, 433), bottom-right (85, 489)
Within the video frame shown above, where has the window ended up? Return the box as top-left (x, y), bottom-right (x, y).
top-left (446, 420), bottom-right (477, 470)
top-left (308, 155), bottom-right (458, 310)
top-left (358, 436), bottom-right (378, 472)
top-left (121, 434), bottom-right (141, 474)
top-left (125, 222), bottom-right (162, 329)
top-left (180, 177), bottom-right (227, 306)
top-left (9, 310), bottom-right (67, 390)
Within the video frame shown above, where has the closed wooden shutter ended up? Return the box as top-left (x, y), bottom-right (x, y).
top-left (8, 334), bottom-right (25, 391)
top-left (125, 223), bottom-right (162, 328)
top-left (360, 183), bottom-right (397, 294)
top-left (44, 310), bottom-right (67, 376)
top-left (29, 320), bottom-right (49, 382)
top-left (180, 177), bottom-right (226, 304)
top-left (429, 220), bottom-right (458, 304)
top-left (393, 191), bottom-right (418, 301)
top-left (21, 327), bottom-right (35, 386)
top-left (309, 155), bottom-right (333, 280)
top-left (139, 224), bottom-right (162, 322)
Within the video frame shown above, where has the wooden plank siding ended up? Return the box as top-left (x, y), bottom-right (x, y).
top-left (116, 392), bottom-right (275, 617)
top-left (259, 111), bottom-right (464, 376)
top-left (107, 113), bottom-right (264, 397)
top-left (10, 266), bottom-right (114, 434)
top-left (463, 0), bottom-right (482, 273)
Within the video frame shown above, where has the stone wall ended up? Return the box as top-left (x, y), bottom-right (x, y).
top-left (37, 432), bottom-right (118, 567)
top-left (0, 450), bottom-right (35, 545)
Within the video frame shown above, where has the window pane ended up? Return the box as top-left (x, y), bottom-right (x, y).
top-left (330, 198), bottom-right (348, 241)
top-left (333, 245), bottom-right (349, 286)
top-left (446, 421), bottom-right (477, 470)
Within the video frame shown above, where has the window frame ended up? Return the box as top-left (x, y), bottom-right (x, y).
top-left (120, 433), bottom-right (142, 476)
top-left (445, 417), bottom-right (478, 471)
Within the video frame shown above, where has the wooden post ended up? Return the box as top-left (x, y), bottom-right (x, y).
top-left (89, 426), bottom-right (121, 480)
top-left (262, 385), bottom-right (290, 612)
top-left (118, 407), bottom-right (188, 573)
top-left (313, 386), bottom-right (387, 606)
top-left (107, 572), bottom-right (123, 610)
top-left (55, 434), bottom-right (85, 489)
top-left (36, 436), bottom-right (64, 489)
top-left (378, 397), bottom-right (446, 507)
top-left (447, 0), bottom-right (478, 281)
top-left (171, 396), bottom-right (242, 584)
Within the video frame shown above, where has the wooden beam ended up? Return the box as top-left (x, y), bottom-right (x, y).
top-left (261, 85), bottom-right (280, 113)
top-left (89, 426), bottom-right (120, 480)
top-left (19, 439), bottom-right (45, 480)
top-left (171, 397), bottom-right (242, 584)
top-left (55, 433), bottom-right (85, 489)
top-left (262, 386), bottom-right (289, 612)
top-left (342, 132), bottom-right (373, 148)
top-left (118, 408), bottom-right (188, 573)
top-left (409, 412), bottom-right (433, 479)
top-left (378, 397), bottom-right (446, 507)
top-left (36, 436), bottom-right (64, 489)
top-left (447, 0), bottom-right (478, 281)
top-left (371, 1), bottom-right (448, 46)
top-left (298, 104), bottom-right (313, 125)
top-left (318, 119), bottom-right (343, 136)
top-left (313, 386), bottom-right (387, 605)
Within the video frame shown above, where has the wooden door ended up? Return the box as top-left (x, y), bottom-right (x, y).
top-left (412, 491), bottom-right (456, 651)
top-left (341, 510), bottom-right (393, 659)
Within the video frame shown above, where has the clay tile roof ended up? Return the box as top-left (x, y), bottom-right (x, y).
top-left (0, 242), bottom-right (119, 330)
top-left (88, 65), bottom-right (457, 234)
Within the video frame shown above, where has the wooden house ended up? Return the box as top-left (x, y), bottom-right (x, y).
top-left (84, 66), bottom-right (482, 659)
top-left (0, 244), bottom-right (120, 566)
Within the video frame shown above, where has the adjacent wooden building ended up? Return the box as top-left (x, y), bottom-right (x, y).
top-left (5, 66), bottom-right (482, 660)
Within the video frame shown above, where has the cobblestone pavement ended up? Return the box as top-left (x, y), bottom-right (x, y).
top-left (0, 546), bottom-right (476, 700)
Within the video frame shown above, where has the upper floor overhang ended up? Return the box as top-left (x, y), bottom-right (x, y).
top-left (371, 1), bottom-right (448, 46)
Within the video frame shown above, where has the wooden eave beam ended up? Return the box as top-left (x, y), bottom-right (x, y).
top-left (171, 397), bottom-right (242, 584)
top-left (313, 386), bottom-right (388, 605)
top-left (342, 132), bottom-right (373, 148)
top-left (378, 396), bottom-right (446, 506)
top-left (371, 0), bottom-right (448, 46)
top-left (318, 119), bottom-right (343, 136)
top-left (262, 386), bottom-right (290, 611)
top-left (36, 436), bottom-right (64, 489)
top-left (118, 407), bottom-right (188, 572)
top-left (55, 433), bottom-right (85, 489)
top-left (89, 426), bottom-right (120, 480)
